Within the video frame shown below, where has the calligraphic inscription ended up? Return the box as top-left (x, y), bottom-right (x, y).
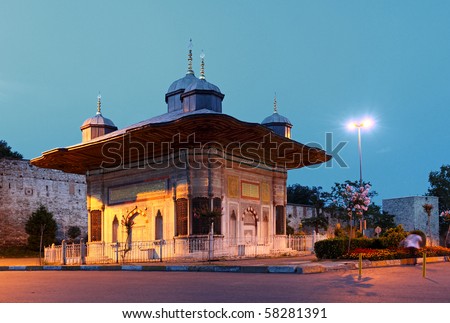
top-left (109, 180), bottom-right (166, 204)
top-left (241, 181), bottom-right (260, 200)
top-left (228, 176), bottom-right (239, 198)
top-left (261, 182), bottom-right (271, 204)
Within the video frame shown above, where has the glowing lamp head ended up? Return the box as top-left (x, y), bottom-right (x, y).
top-left (347, 118), bottom-right (374, 130)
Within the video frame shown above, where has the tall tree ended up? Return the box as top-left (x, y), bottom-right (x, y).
top-left (0, 140), bottom-right (23, 159)
top-left (25, 205), bottom-right (57, 251)
top-left (365, 204), bottom-right (396, 233)
top-left (427, 164), bottom-right (450, 212)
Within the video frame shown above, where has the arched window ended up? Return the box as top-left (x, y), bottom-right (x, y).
top-left (176, 198), bottom-right (188, 236)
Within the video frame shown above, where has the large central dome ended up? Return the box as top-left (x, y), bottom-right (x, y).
top-left (167, 73), bottom-right (198, 94)
top-left (166, 46), bottom-right (224, 114)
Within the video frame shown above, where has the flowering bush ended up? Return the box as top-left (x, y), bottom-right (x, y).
top-left (346, 248), bottom-right (406, 261)
top-left (441, 211), bottom-right (450, 247)
top-left (344, 246), bottom-right (450, 260)
top-left (441, 210), bottom-right (450, 219)
top-left (422, 246), bottom-right (450, 257)
top-left (315, 234), bottom-right (450, 260)
top-left (342, 184), bottom-right (371, 218)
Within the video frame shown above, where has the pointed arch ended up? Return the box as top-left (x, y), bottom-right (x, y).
top-left (112, 215), bottom-right (119, 243)
top-left (229, 209), bottom-right (237, 242)
top-left (155, 209), bottom-right (163, 240)
top-left (242, 206), bottom-right (258, 224)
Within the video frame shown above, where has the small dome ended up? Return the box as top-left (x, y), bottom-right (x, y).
top-left (184, 78), bottom-right (221, 93)
top-left (81, 113), bottom-right (116, 128)
top-left (167, 73), bottom-right (198, 94)
top-left (261, 112), bottom-right (292, 126)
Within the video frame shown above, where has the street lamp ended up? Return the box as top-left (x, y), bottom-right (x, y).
top-left (348, 118), bottom-right (373, 235)
top-left (347, 118), bottom-right (373, 186)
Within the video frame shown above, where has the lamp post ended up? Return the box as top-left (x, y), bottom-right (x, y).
top-left (348, 119), bottom-right (373, 236)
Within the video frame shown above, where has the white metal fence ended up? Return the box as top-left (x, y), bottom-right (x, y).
top-left (44, 233), bottom-right (327, 265)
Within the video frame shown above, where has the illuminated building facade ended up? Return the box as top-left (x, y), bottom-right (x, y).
top-left (32, 45), bottom-right (330, 259)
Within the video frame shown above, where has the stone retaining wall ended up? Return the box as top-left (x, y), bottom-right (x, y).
top-left (0, 158), bottom-right (87, 246)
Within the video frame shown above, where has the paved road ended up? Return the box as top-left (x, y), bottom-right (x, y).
top-left (1, 262), bottom-right (449, 303)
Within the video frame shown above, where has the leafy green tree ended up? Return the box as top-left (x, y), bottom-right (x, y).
top-left (426, 165), bottom-right (450, 245)
top-left (381, 225), bottom-right (407, 248)
top-left (365, 204), bottom-right (396, 233)
top-left (25, 205), bottom-right (57, 251)
top-left (427, 165), bottom-right (450, 212)
top-left (67, 226), bottom-right (81, 242)
top-left (0, 140), bottom-right (23, 159)
top-left (287, 184), bottom-right (324, 207)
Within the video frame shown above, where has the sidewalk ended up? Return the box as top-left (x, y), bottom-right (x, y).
top-left (0, 253), bottom-right (447, 274)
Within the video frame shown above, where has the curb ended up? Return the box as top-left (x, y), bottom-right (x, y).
top-left (0, 257), bottom-right (447, 274)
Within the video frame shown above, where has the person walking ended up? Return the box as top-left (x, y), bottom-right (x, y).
top-left (403, 234), bottom-right (422, 265)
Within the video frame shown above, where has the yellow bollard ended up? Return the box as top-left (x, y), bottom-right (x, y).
top-left (358, 253), bottom-right (362, 280)
top-left (422, 252), bottom-right (426, 278)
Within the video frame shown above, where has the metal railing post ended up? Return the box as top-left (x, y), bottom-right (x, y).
top-left (115, 242), bottom-right (119, 264)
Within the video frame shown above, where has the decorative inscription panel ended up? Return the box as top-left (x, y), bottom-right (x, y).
top-left (108, 180), bottom-right (167, 204)
top-left (261, 182), bottom-right (271, 204)
top-left (241, 181), bottom-right (260, 200)
top-left (227, 176), bottom-right (239, 198)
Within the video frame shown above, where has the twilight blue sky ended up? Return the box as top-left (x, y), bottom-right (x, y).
top-left (1, 0), bottom-right (450, 205)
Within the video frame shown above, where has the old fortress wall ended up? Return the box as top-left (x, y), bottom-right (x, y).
top-left (0, 158), bottom-right (87, 247)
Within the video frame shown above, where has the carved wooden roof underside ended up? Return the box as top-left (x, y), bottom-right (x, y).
top-left (31, 112), bottom-right (331, 174)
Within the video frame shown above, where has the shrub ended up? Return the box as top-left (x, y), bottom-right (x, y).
top-left (422, 246), bottom-right (450, 257)
top-left (314, 239), bottom-right (348, 259)
top-left (350, 238), bottom-right (374, 249)
top-left (334, 227), bottom-right (348, 238)
top-left (345, 248), bottom-right (406, 261)
top-left (380, 225), bottom-right (407, 248)
top-left (315, 238), bottom-right (377, 259)
top-left (67, 226), bottom-right (81, 242)
top-left (344, 246), bottom-right (450, 260)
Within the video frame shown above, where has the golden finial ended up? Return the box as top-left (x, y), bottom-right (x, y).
top-left (187, 39), bottom-right (194, 75)
top-left (200, 50), bottom-right (205, 80)
top-left (273, 92), bottom-right (278, 114)
top-left (97, 92), bottom-right (102, 115)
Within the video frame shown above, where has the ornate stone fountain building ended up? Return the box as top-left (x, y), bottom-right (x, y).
top-left (32, 47), bottom-right (330, 260)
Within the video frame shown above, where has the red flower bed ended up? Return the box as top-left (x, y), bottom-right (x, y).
top-left (344, 246), bottom-right (450, 261)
